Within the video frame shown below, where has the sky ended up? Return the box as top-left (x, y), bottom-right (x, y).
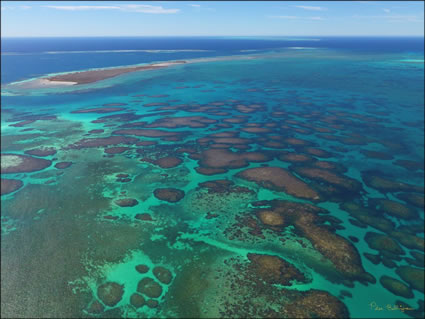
top-left (1, 1), bottom-right (424, 37)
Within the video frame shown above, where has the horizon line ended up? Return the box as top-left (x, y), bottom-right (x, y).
top-left (2, 35), bottom-right (424, 38)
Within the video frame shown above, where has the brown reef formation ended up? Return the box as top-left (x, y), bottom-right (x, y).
top-left (251, 200), bottom-right (374, 285)
top-left (1, 179), bottom-right (24, 195)
top-left (236, 166), bottom-right (320, 201)
top-left (1, 153), bottom-right (52, 174)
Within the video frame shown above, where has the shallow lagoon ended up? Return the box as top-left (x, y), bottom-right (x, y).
top-left (1, 39), bottom-right (424, 318)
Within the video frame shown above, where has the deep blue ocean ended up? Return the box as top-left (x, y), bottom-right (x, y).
top-left (1, 37), bottom-right (424, 319)
top-left (2, 36), bottom-right (424, 84)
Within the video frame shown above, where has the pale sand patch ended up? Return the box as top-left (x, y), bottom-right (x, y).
top-left (1, 155), bottom-right (24, 169)
top-left (8, 78), bottom-right (77, 89)
top-left (38, 79), bottom-right (78, 86)
top-left (151, 62), bottom-right (185, 67)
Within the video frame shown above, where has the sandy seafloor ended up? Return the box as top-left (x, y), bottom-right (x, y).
top-left (1, 39), bottom-right (424, 318)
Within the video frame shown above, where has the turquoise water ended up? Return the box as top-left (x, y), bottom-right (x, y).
top-left (1, 39), bottom-right (424, 318)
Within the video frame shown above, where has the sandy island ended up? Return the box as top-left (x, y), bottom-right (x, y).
top-left (45, 61), bottom-right (187, 86)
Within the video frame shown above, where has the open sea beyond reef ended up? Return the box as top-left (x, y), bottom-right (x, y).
top-left (1, 37), bottom-right (424, 318)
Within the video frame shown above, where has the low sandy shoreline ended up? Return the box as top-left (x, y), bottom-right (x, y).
top-left (4, 55), bottom-right (259, 91)
top-left (45, 61), bottom-right (187, 86)
top-left (37, 79), bottom-right (78, 87)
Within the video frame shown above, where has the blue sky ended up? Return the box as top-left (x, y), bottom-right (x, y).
top-left (1, 1), bottom-right (424, 37)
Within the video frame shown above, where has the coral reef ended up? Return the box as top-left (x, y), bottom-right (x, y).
top-left (236, 166), bottom-right (320, 201)
top-left (54, 161), bottom-right (73, 169)
top-left (154, 188), bottom-right (185, 203)
top-left (247, 253), bottom-right (309, 286)
top-left (153, 266), bottom-right (173, 285)
top-left (114, 198), bottom-right (139, 207)
top-left (396, 266), bottom-right (424, 293)
top-left (380, 275), bottom-right (414, 298)
top-left (137, 277), bottom-right (162, 298)
top-left (1, 179), bottom-right (23, 195)
top-left (24, 147), bottom-right (57, 157)
top-left (97, 282), bottom-right (124, 307)
top-left (1, 153), bottom-right (51, 174)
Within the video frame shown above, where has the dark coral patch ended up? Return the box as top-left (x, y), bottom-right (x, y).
top-left (92, 112), bottom-right (143, 124)
top-left (284, 137), bottom-right (314, 147)
top-left (303, 147), bottom-right (333, 158)
top-left (292, 166), bottom-right (362, 195)
top-left (137, 278), bottom-right (162, 298)
top-left (1, 153), bottom-right (51, 174)
top-left (195, 167), bottom-right (227, 176)
top-left (198, 179), bottom-right (254, 195)
top-left (360, 149), bottom-right (393, 160)
top-left (104, 147), bottom-right (130, 154)
top-left (364, 232), bottom-right (404, 256)
top-left (236, 166), bottom-right (320, 201)
top-left (88, 129), bottom-right (104, 134)
top-left (349, 236), bottom-right (359, 243)
top-left (394, 159), bottom-right (425, 171)
top-left (241, 127), bottom-right (272, 134)
top-left (135, 264), bottom-right (150, 274)
top-left (136, 141), bottom-right (157, 146)
top-left (312, 161), bottom-right (347, 173)
top-left (247, 253), bottom-right (308, 286)
top-left (114, 198), bottom-right (139, 207)
top-left (66, 136), bottom-right (138, 150)
top-left (103, 215), bottom-right (119, 220)
top-left (146, 299), bottom-right (159, 308)
top-left (362, 171), bottom-right (424, 194)
top-left (97, 282), bottom-right (124, 307)
top-left (87, 300), bottom-right (104, 314)
top-left (145, 116), bottom-right (217, 129)
top-left (197, 149), bottom-right (270, 171)
top-left (259, 140), bottom-right (286, 149)
top-left (390, 230), bottom-right (424, 252)
top-left (154, 188), bottom-right (185, 203)
top-left (113, 128), bottom-right (188, 139)
top-left (279, 152), bottom-right (314, 163)
top-left (117, 178), bottom-right (131, 183)
top-left (24, 147), bottom-right (57, 157)
top-left (153, 266), bottom-right (173, 285)
top-left (364, 253), bottom-right (381, 265)
top-left (154, 156), bottom-right (183, 169)
top-left (340, 202), bottom-right (395, 234)
top-left (380, 275), bottom-right (414, 298)
top-left (149, 94), bottom-right (169, 98)
top-left (130, 293), bottom-right (145, 308)
top-left (282, 289), bottom-right (350, 318)
top-left (71, 107), bottom-right (126, 114)
top-left (135, 213), bottom-right (153, 221)
top-left (54, 162), bottom-right (73, 169)
top-left (368, 198), bottom-right (417, 220)
top-left (409, 251), bottom-right (425, 267)
top-left (396, 266), bottom-right (424, 293)
top-left (396, 193), bottom-right (424, 209)
top-left (1, 179), bottom-right (23, 195)
top-left (10, 120), bottom-right (36, 127)
top-left (103, 103), bottom-right (127, 107)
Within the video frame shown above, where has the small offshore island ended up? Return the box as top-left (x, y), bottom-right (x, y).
top-left (47, 61), bottom-right (187, 85)
top-left (19, 61), bottom-right (188, 89)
